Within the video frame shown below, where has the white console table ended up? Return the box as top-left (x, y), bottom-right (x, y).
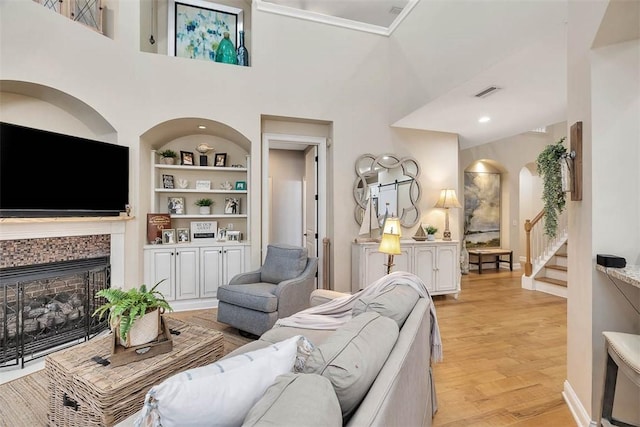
top-left (351, 240), bottom-right (460, 298)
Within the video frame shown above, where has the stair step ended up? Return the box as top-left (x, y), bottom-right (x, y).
top-left (555, 253), bottom-right (568, 258)
top-left (536, 276), bottom-right (567, 287)
top-left (546, 264), bottom-right (567, 272)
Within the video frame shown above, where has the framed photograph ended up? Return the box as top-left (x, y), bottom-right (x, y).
top-left (227, 230), bottom-right (241, 242)
top-left (162, 228), bottom-right (176, 244)
top-left (168, 196), bottom-right (185, 215)
top-left (217, 227), bottom-right (227, 241)
top-left (224, 197), bottom-right (240, 214)
top-left (168, 0), bottom-right (243, 64)
top-left (180, 151), bottom-right (194, 166)
top-left (195, 180), bottom-right (211, 190)
top-left (235, 181), bottom-right (246, 191)
top-left (162, 174), bottom-right (175, 189)
top-left (177, 228), bottom-right (190, 243)
top-left (214, 153), bottom-right (227, 167)
top-left (191, 221), bottom-right (218, 242)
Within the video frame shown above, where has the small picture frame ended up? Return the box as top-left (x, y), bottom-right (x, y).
top-left (235, 181), bottom-right (246, 191)
top-left (217, 227), bottom-right (227, 241)
top-left (162, 228), bottom-right (176, 244)
top-left (177, 228), bottom-right (190, 243)
top-left (195, 180), bottom-right (211, 190)
top-left (214, 153), bottom-right (227, 167)
top-left (227, 230), bottom-right (241, 242)
top-left (181, 151), bottom-right (195, 166)
top-left (224, 197), bottom-right (240, 214)
top-left (168, 197), bottom-right (185, 215)
top-left (162, 174), bottom-right (175, 189)
top-left (191, 221), bottom-right (217, 242)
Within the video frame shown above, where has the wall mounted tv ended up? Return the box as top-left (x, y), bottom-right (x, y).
top-left (0, 122), bottom-right (129, 218)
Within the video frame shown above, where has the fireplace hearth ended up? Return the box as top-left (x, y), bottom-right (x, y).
top-left (0, 257), bottom-right (110, 368)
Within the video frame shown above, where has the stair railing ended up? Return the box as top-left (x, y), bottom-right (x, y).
top-left (524, 209), bottom-right (568, 276)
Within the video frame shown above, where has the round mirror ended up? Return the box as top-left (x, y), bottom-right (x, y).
top-left (353, 153), bottom-right (421, 228)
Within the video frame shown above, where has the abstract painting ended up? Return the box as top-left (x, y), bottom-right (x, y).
top-left (464, 172), bottom-right (500, 248)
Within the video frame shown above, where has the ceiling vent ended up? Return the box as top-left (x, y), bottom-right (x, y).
top-left (389, 6), bottom-right (404, 15)
top-left (474, 86), bottom-right (501, 98)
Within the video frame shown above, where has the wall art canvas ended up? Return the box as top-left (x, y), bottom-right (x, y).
top-left (464, 172), bottom-right (500, 248)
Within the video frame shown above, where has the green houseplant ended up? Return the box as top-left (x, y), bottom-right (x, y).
top-left (424, 225), bottom-right (438, 241)
top-left (158, 149), bottom-right (178, 165)
top-left (93, 281), bottom-right (173, 347)
top-left (195, 198), bottom-right (214, 214)
top-left (536, 137), bottom-right (567, 238)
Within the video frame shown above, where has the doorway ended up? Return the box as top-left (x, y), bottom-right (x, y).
top-left (262, 133), bottom-right (327, 288)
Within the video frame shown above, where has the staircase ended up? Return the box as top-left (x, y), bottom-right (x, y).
top-left (531, 243), bottom-right (567, 298)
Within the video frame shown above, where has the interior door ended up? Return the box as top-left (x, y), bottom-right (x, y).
top-left (304, 146), bottom-right (318, 259)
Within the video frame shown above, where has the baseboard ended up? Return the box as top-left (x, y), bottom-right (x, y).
top-left (563, 380), bottom-right (597, 427)
top-left (171, 298), bottom-right (219, 312)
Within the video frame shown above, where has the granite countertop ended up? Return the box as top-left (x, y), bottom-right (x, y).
top-left (596, 264), bottom-right (640, 289)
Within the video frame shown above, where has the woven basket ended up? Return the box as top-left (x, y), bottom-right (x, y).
top-left (116, 308), bottom-right (161, 348)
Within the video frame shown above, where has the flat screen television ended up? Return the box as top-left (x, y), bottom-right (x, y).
top-left (0, 122), bottom-right (129, 218)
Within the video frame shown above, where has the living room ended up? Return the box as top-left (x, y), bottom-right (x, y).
top-left (0, 0), bottom-right (638, 426)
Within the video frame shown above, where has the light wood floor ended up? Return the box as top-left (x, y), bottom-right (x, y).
top-left (432, 269), bottom-right (574, 426)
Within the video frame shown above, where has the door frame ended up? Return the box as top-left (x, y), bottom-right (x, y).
top-left (262, 133), bottom-right (327, 287)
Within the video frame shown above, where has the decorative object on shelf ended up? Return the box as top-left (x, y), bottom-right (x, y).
top-left (215, 32), bottom-right (238, 64)
top-left (220, 180), bottom-right (233, 190)
top-left (93, 281), bottom-right (172, 348)
top-left (217, 227), bottom-right (227, 241)
top-left (224, 197), bottom-right (240, 214)
top-left (237, 30), bottom-right (248, 66)
top-left (195, 198), bottom-right (214, 215)
top-left (215, 153), bottom-right (227, 167)
top-left (168, 197), bottom-right (185, 215)
top-left (158, 149), bottom-right (178, 165)
top-left (356, 194), bottom-right (380, 242)
top-left (235, 181), bottom-right (246, 190)
top-left (180, 151), bottom-right (195, 166)
top-left (412, 223), bottom-right (427, 241)
top-left (536, 136), bottom-right (568, 238)
top-left (434, 189), bottom-right (461, 241)
top-left (227, 230), bottom-right (241, 241)
top-left (168, 0), bottom-right (243, 64)
top-left (190, 221), bottom-right (218, 242)
top-left (147, 213), bottom-right (172, 244)
top-left (378, 217), bottom-right (402, 274)
top-left (195, 180), bottom-right (211, 190)
top-left (196, 143), bottom-right (215, 166)
top-left (424, 225), bottom-right (438, 241)
top-left (125, 204), bottom-right (132, 216)
top-left (177, 179), bottom-right (189, 189)
top-left (162, 174), bottom-right (175, 189)
top-left (162, 228), bottom-right (176, 244)
top-left (464, 172), bottom-right (500, 248)
top-left (177, 228), bottom-right (190, 243)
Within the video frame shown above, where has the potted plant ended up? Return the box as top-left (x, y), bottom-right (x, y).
top-left (425, 225), bottom-right (438, 241)
top-left (195, 198), bottom-right (214, 215)
top-left (93, 281), bottom-right (173, 348)
top-left (158, 149), bottom-right (178, 165)
top-left (536, 137), bottom-right (567, 238)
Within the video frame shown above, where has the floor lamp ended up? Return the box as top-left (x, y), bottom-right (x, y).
top-left (434, 189), bottom-right (461, 241)
top-left (379, 217), bottom-right (401, 274)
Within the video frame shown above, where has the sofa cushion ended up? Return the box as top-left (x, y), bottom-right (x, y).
top-left (217, 283), bottom-right (278, 312)
top-left (242, 373), bottom-right (342, 427)
top-left (303, 311), bottom-right (399, 420)
top-left (352, 284), bottom-right (420, 328)
top-left (134, 335), bottom-right (300, 427)
top-left (260, 244), bottom-right (308, 284)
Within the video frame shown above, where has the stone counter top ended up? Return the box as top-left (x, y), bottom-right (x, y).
top-left (596, 264), bottom-right (640, 289)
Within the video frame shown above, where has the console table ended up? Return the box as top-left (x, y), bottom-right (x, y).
top-left (468, 248), bottom-right (513, 274)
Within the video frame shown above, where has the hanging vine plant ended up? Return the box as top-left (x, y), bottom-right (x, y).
top-left (536, 137), bottom-right (567, 238)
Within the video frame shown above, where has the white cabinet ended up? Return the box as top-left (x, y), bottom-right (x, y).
top-left (144, 243), bottom-right (247, 306)
top-left (351, 240), bottom-right (460, 297)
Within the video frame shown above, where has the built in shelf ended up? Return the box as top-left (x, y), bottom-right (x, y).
top-left (596, 264), bottom-right (640, 289)
top-left (169, 214), bottom-right (247, 219)
top-left (154, 164), bottom-right (247, 172)
top-left (0, 215), bottom-right (135, 224)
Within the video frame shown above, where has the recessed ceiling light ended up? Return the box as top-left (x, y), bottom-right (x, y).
top-left (198, 125), bottom-right (206, 129)
top-left (478, 116), bottom-right (491, 123)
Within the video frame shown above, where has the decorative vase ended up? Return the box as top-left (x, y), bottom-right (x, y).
top-left (199, 206), bottom-right (211, 215)
top-left (215, 32), bottom-right (238, 65)
top-left (237, 30), bottom-right (249, 66)
top-left (461, 240), bottom-right (470, 274)
top-left (116, 308), bottom-right (161, 348)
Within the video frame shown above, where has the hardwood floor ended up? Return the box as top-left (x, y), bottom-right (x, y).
top-left (432, 269), bottom-right (574, 426)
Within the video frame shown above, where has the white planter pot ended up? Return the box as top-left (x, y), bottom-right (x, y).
top-left (427, 234), bottom-right (436, 241)
top-left (162, 157), bottom-right (175, 165)
top-left (117, 308), bottom-right (161, 347)
top-left (199, 206), bottom-right (211, 215)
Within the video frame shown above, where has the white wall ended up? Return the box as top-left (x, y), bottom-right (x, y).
top-left (269, 149), bottom-right (304, 247)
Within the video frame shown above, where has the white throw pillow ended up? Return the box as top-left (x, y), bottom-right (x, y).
top-left (134, 335), bottom-right (301, 427)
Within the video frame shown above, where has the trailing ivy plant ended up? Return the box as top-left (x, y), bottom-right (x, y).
top-left (536, 137), bottom-right (567, 238)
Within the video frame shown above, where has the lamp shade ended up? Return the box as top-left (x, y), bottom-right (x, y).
top-left (382, 217), bottom-right (402, 236)
top-left (434, 189), bottom-right (461, 209)
top-left (378, 233), bottom-right (401, 255)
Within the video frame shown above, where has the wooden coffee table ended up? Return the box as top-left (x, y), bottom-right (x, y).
top-left (46, 317), bottom-right (224, 427)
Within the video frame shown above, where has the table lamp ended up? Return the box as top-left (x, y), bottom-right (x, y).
top-left (434, 189), bottom-right (461, 241)
top-left (379, 217), bottom-right (402, 274)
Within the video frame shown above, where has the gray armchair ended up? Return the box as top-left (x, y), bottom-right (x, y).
top-left (216, 244), bottom-right (318, 337)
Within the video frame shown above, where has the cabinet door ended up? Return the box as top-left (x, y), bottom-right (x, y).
top-left (414, 245), bottom-right (436, 292)
top-left (201, 247), bottom-right (223, 298)
top-left (176, 247), bottom-right (199, 300)
top-left (361, 246), bottom-right (411, 289)
top-left (436, 245), bottom-right (458, 292)
top-left (223, 246), bottom-right (245, 285)
top-left (144, 248), bottom-right (175, 301)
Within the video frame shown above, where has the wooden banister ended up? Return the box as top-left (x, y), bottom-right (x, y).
top-left (524, 210), bottom-right (545, 277)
